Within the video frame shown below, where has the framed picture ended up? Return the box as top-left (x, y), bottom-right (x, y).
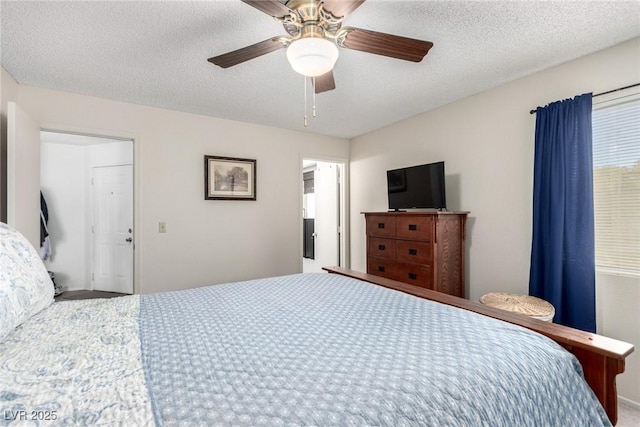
top-left (204, 155), bottom-right (256, 200)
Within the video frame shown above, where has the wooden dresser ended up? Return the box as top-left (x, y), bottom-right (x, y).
top-left (363, 211), bottom-right (469, 297)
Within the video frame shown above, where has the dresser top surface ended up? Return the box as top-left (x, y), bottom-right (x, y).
top-left (362, 211), bottom-right (469, 216)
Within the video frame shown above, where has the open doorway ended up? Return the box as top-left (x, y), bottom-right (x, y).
top-left (302, 159), bottom-right (346, 273)
top-left (40, 131), bottom-right (134, 294)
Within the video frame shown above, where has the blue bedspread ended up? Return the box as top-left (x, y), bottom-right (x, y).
top-left (139, 273), bottom-right (611, 426)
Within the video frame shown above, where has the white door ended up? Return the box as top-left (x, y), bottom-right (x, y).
top-left (7, 102), bottom-right (41, 249)
top-left (92, 165), bottom-right (133, 293)
top-left (307, 161), bottom-right (339, 272)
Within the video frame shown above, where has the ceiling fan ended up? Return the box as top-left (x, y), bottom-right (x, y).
top-left (208, 0), bottom-right (434, 94)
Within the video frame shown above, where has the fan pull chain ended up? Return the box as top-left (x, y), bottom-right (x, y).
top-left (312, 77), bottom-right (316, 118)
top-left (303, 76), bottom-right (308, 127)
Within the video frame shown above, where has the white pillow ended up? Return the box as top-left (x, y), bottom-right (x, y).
top-left (0, 222), bottom-right (54, 342)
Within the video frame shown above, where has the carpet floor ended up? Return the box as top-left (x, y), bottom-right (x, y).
top-left (55, 290), bottom-right (129, 301)
top-left (618, 399), bottom-right (640, 427)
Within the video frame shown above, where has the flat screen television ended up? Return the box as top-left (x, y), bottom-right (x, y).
top-left (386, 161), bottom-right (446, 211)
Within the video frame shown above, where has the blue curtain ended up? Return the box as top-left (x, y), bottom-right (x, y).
top-left (529, 93), bottom-right (596, 332)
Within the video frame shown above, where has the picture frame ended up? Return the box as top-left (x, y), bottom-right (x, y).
top-left (204, 155), bottom-right (256, 200)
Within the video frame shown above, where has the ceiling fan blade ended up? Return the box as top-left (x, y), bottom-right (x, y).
top-left (341, 27), bottom-right (433, 62)
top-left (241, 0), bottom-right (293, 18)
top-left (208, 37), bottom-right (285, 68)
top-left (323, 0), bottom-right (366, 19)
top-left (314, 71), bottom-right (336, 94)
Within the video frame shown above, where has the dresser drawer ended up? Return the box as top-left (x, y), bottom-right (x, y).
top-left (367, 257), bottom-right (395, 281)
top-left (366, 215), bottom-right (396, 238)
top-left (396, 240), bottom-right (432, 265)
top-left (395, 216), bottom-right (433, 241)
top-left (367, 257), bottom-right (433, 289)
top-left (368, 237), bottom-right (396, 260)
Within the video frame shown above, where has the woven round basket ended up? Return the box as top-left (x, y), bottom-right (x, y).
top-left (480, 292), bottom-right (555, 321)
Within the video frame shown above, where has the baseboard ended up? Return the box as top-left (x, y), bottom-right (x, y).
top-left (619, 395), bottom-right (640, 409)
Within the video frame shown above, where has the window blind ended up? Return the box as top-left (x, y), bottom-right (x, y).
top-left (592, 98), bottom-right (640, 274)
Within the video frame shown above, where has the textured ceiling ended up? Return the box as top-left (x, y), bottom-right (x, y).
top-left (2, 1), bottom-right (640, 139)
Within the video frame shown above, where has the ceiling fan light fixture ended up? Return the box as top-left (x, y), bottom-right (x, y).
top-left (286, 37), bottom-right (339, 77)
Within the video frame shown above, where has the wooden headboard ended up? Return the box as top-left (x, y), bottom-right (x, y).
top-left (323, 267), bottom-right (634, 426)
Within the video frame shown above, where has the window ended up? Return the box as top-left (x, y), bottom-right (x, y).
top-left (592, 96), bottom-right (640, 275)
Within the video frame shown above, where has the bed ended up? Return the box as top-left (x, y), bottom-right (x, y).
top-left (1, 223), bottom-right (634, 426)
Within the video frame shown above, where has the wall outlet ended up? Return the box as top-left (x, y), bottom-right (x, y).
top-left (159, 222), bottom-right (167, 233)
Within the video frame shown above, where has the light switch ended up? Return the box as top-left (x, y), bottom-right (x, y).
top-left (159, 222), bottom-right (167, 233)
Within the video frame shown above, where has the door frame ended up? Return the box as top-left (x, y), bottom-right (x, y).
top-left (41, 126), bottom-right (140, 294)
top-left (299, 154), bottom-right (349, 272)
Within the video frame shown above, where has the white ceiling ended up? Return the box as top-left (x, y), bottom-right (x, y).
top-left (2, 1), bottom-right (640, 139)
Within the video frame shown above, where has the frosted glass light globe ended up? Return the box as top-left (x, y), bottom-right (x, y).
top-left (286, 37), bottom-right (339, 77)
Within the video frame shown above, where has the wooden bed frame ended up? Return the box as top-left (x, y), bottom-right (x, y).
top-left (324, 267), bottom-right (634, 426)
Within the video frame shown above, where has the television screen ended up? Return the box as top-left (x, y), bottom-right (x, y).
top-left (387, 161), bottom-right (446, 210)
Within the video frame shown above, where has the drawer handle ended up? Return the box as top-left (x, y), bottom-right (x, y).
top-left (378, 244), bottom-right (386, 251)
top-left (408, 224), bottom-right (417, 231)
top-left (378, 223), bottom-right (385, 229)
top-left (378, 266), bottom-right (385, 273)
top-left (408, 273), bottom-right (417, 280)
top-left (408, 248), bottom-right (417, 256)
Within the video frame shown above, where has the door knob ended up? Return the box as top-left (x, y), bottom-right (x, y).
top-left (125, 237), bottom-right (133, 242)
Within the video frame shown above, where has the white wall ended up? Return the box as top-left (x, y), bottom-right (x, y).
top-left (350, 37), bottom-right (640, 403)
top-left (15, 84), bottom-right (348, 294)
top-left (41, 142), bottom-right (86, 290)
top-left (7, 102), bottom-right (41, 248)
top-left (597, 272), bottom-right (640, 404)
